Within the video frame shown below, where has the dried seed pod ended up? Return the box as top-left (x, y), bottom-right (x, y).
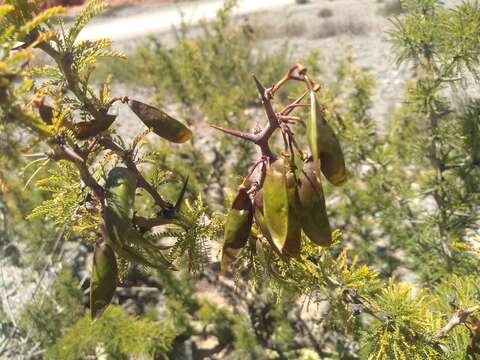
top-left (297, 159), bottom-right (332, 246)
top-left (253, 190), bottom-right (264, 216)
top-left (74, 113), bottom-right (116, 140)
top-left (90, 241), bottom-right (117, 321)
top-left (32, 97), bottom-right (115, 139)
top-left (128, 99), bottom-right (192, 143)
top-left (33, 97), bottom-right (53, 125)
top-left (221, 187), bottom-right (253, 272)
top-left (308, 91), bottom-right (347, 186)
top-left (104, 167), bottom-right (175, 270)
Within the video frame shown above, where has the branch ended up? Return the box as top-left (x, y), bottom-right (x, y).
top-left (436, 305), bottom-right (480, 338)
top-left (211, 75), bottom-right (278, 166)
top-left (50, 143), bottom-right (105, 203)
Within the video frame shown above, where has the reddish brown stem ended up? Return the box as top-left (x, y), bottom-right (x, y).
top-left (50, 144), bottom-right (105, 204)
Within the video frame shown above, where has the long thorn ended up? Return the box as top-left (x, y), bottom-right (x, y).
top-left (253, 75), bottom-right (279, 128)
top-left (174, 176), bottom-right (189, 212)
top-left (210, 124), bottom-right (256, 142)
top-left (281, 90), bottom-right (309, 116)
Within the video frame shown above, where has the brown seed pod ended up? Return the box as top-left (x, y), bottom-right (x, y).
top-left (297, 159), bottom-right (332, 246)
top-left (74, 113), bottom-right (116, 140)
top-left (32, 96), bottom-right (116, 140)
top-left (33, 96), bottom-right (53, 125)
top-left (128, 99), bottom-right (192, 143)
top-left (308, 91), bottom-right (347, 186)
top-left (221, 187), bottom-right (254, 272)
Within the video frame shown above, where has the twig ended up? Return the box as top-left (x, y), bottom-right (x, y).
top-left (436, 305), bottom-right (480, 338)
top-left (49, 144), bottom-right (105, 203)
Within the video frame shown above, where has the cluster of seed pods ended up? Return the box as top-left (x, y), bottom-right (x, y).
top-left (217, 64), bottom-right (347, 271)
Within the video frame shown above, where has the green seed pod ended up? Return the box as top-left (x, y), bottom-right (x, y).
top-left (284, 169), bottom-right (302, 257)
top-left (308, 91), bottom-right (347, 186)
top-left (90, 241), bottom-right (117, 321)
top-left (221, 187), bottom-right (253, 272)
top-left (253, 191), bottom-right (273, 244)
top-left (297, 160), bottom-right (332, 246)
top-left (263, 159), bottom-right (301, 256)
top-left (104, 167), bottom-right (175, 270)
top-left (263, 159), bottom-right (289, 253)
top-left (128, 99), bottom-right (192, 143)
top-left (105, 167), bottom-right (137, 219)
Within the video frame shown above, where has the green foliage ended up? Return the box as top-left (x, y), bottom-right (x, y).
top-left (166, 196), bottom-right (223, 273)
top-left (384, 0), bottom-right (480, 281)
top-left (47, 305), bottom-right (178, 359)
top-left (363, 281), bottom-right (442, 359)
top-left (27, 161), bottom-right (98, 240)
top-left (18, 270), bottom-right (82, 348)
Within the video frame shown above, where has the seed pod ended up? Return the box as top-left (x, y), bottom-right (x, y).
top-left (33, 97), bottom-right (53, 125)
top-left (297, 160), bottom-right (332, 246)
top-left (221, 187), bottom-right (253, 272)
top-left (284, 169), bottom-right (302, 257)
top-left (128, 99), bottom-right (192, 143)
top-left (253, 190), bottom-right (264, 214)
top-left (105, 167), bottom-right (137, 219)
top-left (263, 159), bottom-right (289, 253)
top-left (263, 159), bottom-right (301, 256)
top-left (104, 167), bottom-right (175, 270)
top-left (32, 97), bottom-right (115, 139)
top-left (90, 241), bottom-right (117, 321)
top-left (74, 113), bottom-right (116, 140)
top-left (308, 91), bottom-right (347, 186)
top-left (253, 191), bottom-right (273, 243)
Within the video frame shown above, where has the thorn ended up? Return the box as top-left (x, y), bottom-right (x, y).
top-left (174, 176), bottom-right (189, 211)
top-left (252, 74), bottom-right (266, 97)
top-left (282, 90), bottom-right (309, 116)
top-left (210, 124), bottom-right (256, 142)
top-left (252, 75), bottom-right (279, 127)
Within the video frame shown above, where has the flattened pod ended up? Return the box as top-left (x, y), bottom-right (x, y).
top-left (105, 167), bottom-right (137, 219)
top-left (74, 113), bottom-right (117, 140)
top-left (308, 91), bottom-right (347, 186)
top-left (253, 191), bottom-right (273, 244)
top-left (298, 160), bottom-right (332, 246)
top-left (128, 99), bottom-right (192, 143)
top-left (263, 159), bottom-right (289, 253)
top-left (104, 167), bottom-right (175, 270)
top-left (90, 241), bottom-right (117, 320)
top-left (221, 187), bottom-right (253, 271)
top-left (284, 169), bottom-right (302, 257)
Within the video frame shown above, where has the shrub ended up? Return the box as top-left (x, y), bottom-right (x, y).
top-left (318, 7), bottom-right (334, 18)
top-left (314, 16), bottom-right (369, 38)
top-left (377, 0), bottom-right (404, 17)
